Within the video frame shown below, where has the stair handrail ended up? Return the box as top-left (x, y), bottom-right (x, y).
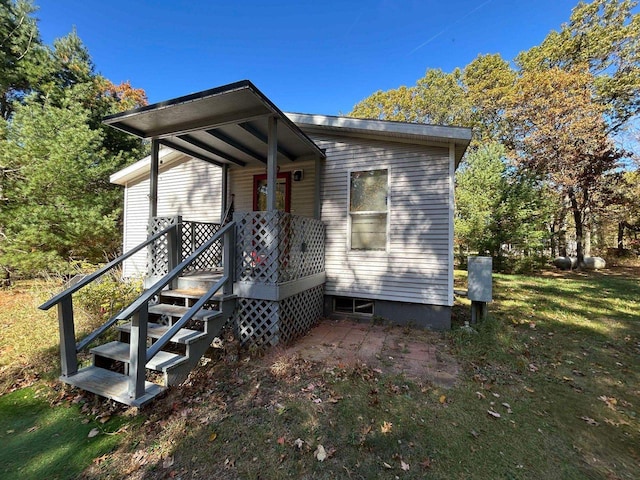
top-left (115, 221), bottom-right (235, 322)
top-left (38, 224), bottom-right (177, 311)
top-left (122, 221), bottom-right (235, 399)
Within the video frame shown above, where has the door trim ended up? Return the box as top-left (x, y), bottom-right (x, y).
top-left (252, 172), bottom-right (292, 212)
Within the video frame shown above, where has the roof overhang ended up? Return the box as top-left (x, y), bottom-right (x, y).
top-left (285, 113), bottom-right (472, 166)
top-left (110, 147), bottom-right (185, 186)
top-left (104, 80), bottom-right (326, 168)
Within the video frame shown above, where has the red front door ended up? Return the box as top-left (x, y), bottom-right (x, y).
top-left (253, 172), bottom-right (292, 212)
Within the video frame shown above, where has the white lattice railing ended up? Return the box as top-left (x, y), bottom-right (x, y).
top-left (148, 217), bottom-right (222, 278)
top-left (234, 211), bottom-right (325, 284)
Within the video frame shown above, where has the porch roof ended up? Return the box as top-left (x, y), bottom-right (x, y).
top-left (104, 80), bottom-right (326, 168)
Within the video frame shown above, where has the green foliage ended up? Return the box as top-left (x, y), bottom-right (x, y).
top-left (463, 54), bottom-right (516, 144)
top-left (0, 3), bottom-right (148, 277)
top-left (75, 271), bottom-right (142, 321)
top-left (0, 96), bottom-right (121, 274)
top-left (0, 0), bottom-right (41, 119)
top-left (350, 68), bottom-right (471, 127)
top-left (517, 0), bottom-right (640, 131)
top-left (455, 143), bottom-right (553, 269)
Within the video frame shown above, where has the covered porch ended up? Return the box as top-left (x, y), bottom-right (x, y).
top-left (105, 80), bottom-right (327, 347)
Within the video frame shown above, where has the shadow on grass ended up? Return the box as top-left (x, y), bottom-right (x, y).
top-left (0, 386), bottom-right (132, 480)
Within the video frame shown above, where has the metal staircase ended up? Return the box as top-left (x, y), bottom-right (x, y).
top-left (39, 222), bottom-right (236, 407)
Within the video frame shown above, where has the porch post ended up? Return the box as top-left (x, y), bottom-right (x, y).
top-left (314, 156), bottom-right (322, 220)
top-left (149, 139), bottom-right (159, 218)
top-left (221, 163), bottom-right (228, 220)
top-left (266, 116), bottom-right (278, 211)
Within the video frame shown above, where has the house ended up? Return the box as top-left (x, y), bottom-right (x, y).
top-left (40, 80), bottom-right (471, 406)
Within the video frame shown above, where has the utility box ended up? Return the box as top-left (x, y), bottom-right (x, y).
top-left (468, 256), bottom-right (492, 302)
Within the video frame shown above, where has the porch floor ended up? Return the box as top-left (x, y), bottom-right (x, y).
top-left (285, 318), bottom-right (460, 388)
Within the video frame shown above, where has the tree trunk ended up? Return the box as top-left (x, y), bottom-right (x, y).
top-left (550, 221), bottom-right (557, 257)
top-left (585, 228), bottom-right (591, 257)
top-left (568, 187), bottom-right (585, 267)
top-left (559, 200), bottom-right (568, 257)
top-left (618, 222), bottom-right (625, 253)
top-left (583, 195), bottom-right (591, 257)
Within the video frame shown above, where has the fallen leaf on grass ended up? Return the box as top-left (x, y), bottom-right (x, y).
top-left (88, 428), bottom-right (100, 438)
top-left (579, 416), bottom-right (599, 426)
top-left (381, 421), bottom-right (393, 434)
top-left (420, 458), bottom-right (432, 469)
top-left (98, 415), bottom-right (111, 424)
top-left (133, 450), bottom-right (148, 466)
top-left (598, 395), bottom-right (617, 410)
top-left (162, 456), bottom-right (174, 469)
top-left (529, 364), bottom-right (539, 372)
top-left (470, 429), bottom-right (480, 438)
top-left (209, 432), bottom-right (218, 442)
top-left (294, 438), bottom-right (304, 449)
top-left (524, 386), bottom-right (535, 393)
top-left (502, 402), bottom-right (513, 413)
top-left (475, 391), bottom-right (486, 399)
top-left (439, 395), bottom-right (447, 404)
top-left (487, 410), bottom-right (501, 419)
top-left (383, 462), bottom-right (393, 469)
top-left (401, 460), bottom-right (410, 471)
top-left (604, 418), bottom-right (630, 427)
top-left (315, 444), bottom-right (327, 462)
top-left (277, 436), bottom-right (286, 445)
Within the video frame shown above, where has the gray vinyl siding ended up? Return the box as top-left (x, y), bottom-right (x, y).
top-left (122, 156), bottom-right (222, 278)
top-left (309, 132), bottom-right (453, 307)
top-left (228, 160), bottom-right (316, 217)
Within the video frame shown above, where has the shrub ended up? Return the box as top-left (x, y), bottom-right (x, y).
top-left (75, 271), bottom-right (143, 321)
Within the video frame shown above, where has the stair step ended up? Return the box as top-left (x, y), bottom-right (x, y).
top-left (61, 366), bottom-right (165, 407)
top-left (91, 341), bottom-right (188, 372)
top-left (177, 271), bottom-right (223, 290)
top-left (149, 304), bottom-right (222, 321)
top-left (117, 322), bottom-right (207, 344)
top-left (160, 288), bottom-right (207, 300)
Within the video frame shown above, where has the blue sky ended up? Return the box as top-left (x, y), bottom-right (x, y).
top-left (36, 0), bottom-right (582, 115)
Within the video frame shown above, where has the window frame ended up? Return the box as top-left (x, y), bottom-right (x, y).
top-left (333, 296), bottom-right (375, 316)
top-left (346, 167), bottom-right (390, 252)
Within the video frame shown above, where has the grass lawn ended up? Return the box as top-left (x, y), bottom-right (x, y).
top-left (0, 268), bottom-right (638, 479)
top-left (0, 386), bottom-right (137, 480)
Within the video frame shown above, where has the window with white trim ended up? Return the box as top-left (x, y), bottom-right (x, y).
top-left (349, 169), bottom-right (388, 250)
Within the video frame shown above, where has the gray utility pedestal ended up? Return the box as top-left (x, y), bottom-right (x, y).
top-left (468, 256), bottom-right (492, 323)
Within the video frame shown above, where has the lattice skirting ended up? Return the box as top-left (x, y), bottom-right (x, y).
top-left (233, 285), bottom-right (324, 347)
